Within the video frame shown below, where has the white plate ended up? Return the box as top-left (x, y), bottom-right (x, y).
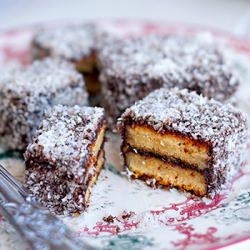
top-left (0, 21), bottom-right (250, 250)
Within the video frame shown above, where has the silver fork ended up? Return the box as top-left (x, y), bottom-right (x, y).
top-left (0, 164), bottom-right (95, 250)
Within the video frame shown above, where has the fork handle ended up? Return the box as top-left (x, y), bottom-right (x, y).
top-left (0, 164), bottom-right (94, 250)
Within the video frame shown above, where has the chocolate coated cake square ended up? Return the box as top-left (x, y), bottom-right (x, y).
top-left (25, 105), bottom-right (106, 215)
top-left (117, 88), bottom-right (248, 196)
top-left (32, 23), bottom-right (100, 95)
top-left (98, 35), bottom-right (239, 126)
top-left (0, 58), bottom-right (88, 150)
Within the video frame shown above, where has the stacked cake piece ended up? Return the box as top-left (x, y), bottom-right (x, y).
top-left (25, 105), bottom-right (106, 215)
top-left (32, 23), bottom-right (100, 95)
top-left (98, 35), bottom-right (239, 125)
top-left (117, 88), bottom-right (248, 196)
top-left (0, 58), bottom-right (88, 150)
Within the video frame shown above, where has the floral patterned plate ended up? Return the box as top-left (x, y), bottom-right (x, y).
top-left (0, 21), bottom-right (250, 250)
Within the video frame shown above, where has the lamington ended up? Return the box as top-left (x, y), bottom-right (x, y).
top-left (0, 58), bottom-right (88, 150)
top-left (98, 34), bottom-right (239, 125)
top-left (117, 88), bottom-right (248, 196)
top-left (25, 105), bottom-right (106, 215)
top-left (31, 23), bottom-right (100, 95)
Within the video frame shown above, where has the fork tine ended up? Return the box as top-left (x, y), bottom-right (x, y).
top-left (0, 164), bottom-right (29, 198)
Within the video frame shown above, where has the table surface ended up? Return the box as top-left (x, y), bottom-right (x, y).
top-left (0, 1), bottom-right (250, 250)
